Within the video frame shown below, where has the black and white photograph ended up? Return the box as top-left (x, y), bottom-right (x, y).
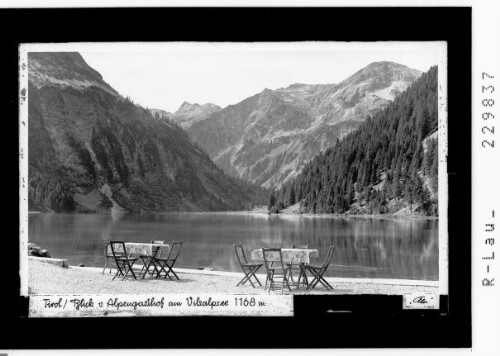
top-left (19, 41), bottom-right (447, 315)
top-left (0, 3), bottom-right (485, 353)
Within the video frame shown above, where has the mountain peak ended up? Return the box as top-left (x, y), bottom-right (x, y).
top-left (353, 61), bottom-right (422, 79)
top-left (365, 61), bottom-right (407, 68)
top-left (176, 101), bottom-right (220, 114)
top-left (179, 101), bottom-right (200, 109)
top-left (28, 52), bottom-right (118, 96)
top-left (172, 101), bottom-right (222, 128)
top-left (337, 61), bottom-right (423, 101)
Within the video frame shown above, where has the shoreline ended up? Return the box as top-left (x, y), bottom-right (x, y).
top-left (264, 211), bottom-right (438, 220)
top-left (28, 259), bottom-right (439, 296)
top-left (28, 209), bottom-right (438, 220)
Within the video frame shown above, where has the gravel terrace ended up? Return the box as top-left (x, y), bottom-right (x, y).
top-left (28, 260), bottom-right (438, 295)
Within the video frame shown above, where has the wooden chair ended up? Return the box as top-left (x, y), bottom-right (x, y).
top-left (262, 248), bottom-right (292, 293)
top-left (109, 240), bottom-right (139, 281)
top-left (306, 245), bottom-right (336, 290)
top-left (288, 244), bottom-right (309, 288)
top-left (138, 240), bottom-right (165, 278)
top-left (102, 240), bottom-right (126, 274)
top-left (234, 245), bottom-right (263, 288)
top-left (102, 240), bottom-right (114, 274)
top-left (154, 241), bottom-right (182, 280)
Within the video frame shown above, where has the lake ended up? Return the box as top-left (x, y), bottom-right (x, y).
top-left (28, 212), bottom-right (439, 280)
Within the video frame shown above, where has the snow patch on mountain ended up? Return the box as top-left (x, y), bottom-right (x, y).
top-left (371, 80), bottom-right (411, 100)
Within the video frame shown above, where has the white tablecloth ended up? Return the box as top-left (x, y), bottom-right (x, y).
top-left (108, 243), bottom-right (170, 256)
top-left (251, 248), bottom-right (318, 264)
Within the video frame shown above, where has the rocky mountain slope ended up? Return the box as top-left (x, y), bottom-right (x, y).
top-left (183, 62), bottom-right (422, 188)
top-left (172, 102), bottom-right (221, 127)
top-left (28, 52), bottom-right (254, 213)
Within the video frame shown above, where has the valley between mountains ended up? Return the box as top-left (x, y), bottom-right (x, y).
top-left (27, 52), bottom-right (439, 216)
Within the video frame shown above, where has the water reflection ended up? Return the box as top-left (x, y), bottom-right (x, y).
top-left (28, 212), bottom-right (439, 280)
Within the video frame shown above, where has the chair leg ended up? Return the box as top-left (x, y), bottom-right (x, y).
top-left (245, 271), bottom-right (256, 287)
top-left (307, 269), bottom-right (320, 290)
top-left (237, 268), bottom-right (255, 288)
top-left (162, 263), bottom-right (172, 279)
top-left (323, 278), bottom-right (333, 290)
top-left (285, 269), bottom-right (292, 292)
top-left (151, 262), bottom-right (160, 277)
top-left (317, 275), bottom-right (333, 290)
top-left (102, 258), bottom-right (108, 275)
top-left (302, 266), bottom-right (309, 287)
top-left (166, 265), bottom-right (180, 280)
top-left (267, 272), bottom-right (274, 293)
top-left (314, 278), bottom-right (326, 289)
top-left (158, 263), bottom-right (167, 278)
top-left (117, 261), bottom-right (136, 281)
top-left (123, 262), bottom-right (137, 281)
top-left (147, 259), bottom-right (156, 278)
top-left (311, 269), bottom-right (327, 289)
top-left (122, 264), bottom-right (129, 281)
top-left (172, 269), bottom-right (180, 280)
top-left (139, 259), bottom-right (147, 277)
top-left (142, 258), bottom-right (153, 279)
top-left (248, 266), bottom-right (262, 286)
top-left (130, 264), bottom-right (137, 279)
top-left (288, 265), bottom-right (295, 283)
top-left (311, 277), bottom-right (321, 289)
top-left (238, 266), bottom-right (261, 287)
top-left (307, 268), bottom-right (332, 290)
top-left (246, 272), bottom-right (256, 288)
top-left (252, 274), bottom-right (262, 286)
top-left (112, 262), bottom-right (124, 280)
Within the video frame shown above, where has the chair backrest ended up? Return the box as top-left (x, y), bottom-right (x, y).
top-left (292, 244), bottom-right (309, 249)
top-left (151, 245), bottom-right (162, 259)
top-left (234, 244), bottom-right (248, 266)
top-left (109, 240), bottom-right (128, 261)
top-left (167, 240), bottom-right (183, 261)
top-left (321, 245), bottom-right (336, 269)
top-left (151, 240), bottom-right (165, 258)
top-left (262, 248), bottom-right (285, 272)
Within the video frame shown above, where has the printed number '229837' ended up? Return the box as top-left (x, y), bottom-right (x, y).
top-left (481, 72), bottom-right (496, 149)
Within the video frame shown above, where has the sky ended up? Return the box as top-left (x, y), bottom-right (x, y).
top-left (80, 42), bottom-right (445, 113)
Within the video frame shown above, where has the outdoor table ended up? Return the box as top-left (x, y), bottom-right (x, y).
top-left (251, 248), bottom-right (319, 289)
top-left (107, 242), bottom-right (170, 257)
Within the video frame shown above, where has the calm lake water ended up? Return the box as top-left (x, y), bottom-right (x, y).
top-left (28, 212), bottom-right (439, 280)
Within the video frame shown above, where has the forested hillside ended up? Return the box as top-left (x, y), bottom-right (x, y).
top-left (28, 52), bottom-right (267, 213)
top-left (269, 66), bottom-right (439, 216)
